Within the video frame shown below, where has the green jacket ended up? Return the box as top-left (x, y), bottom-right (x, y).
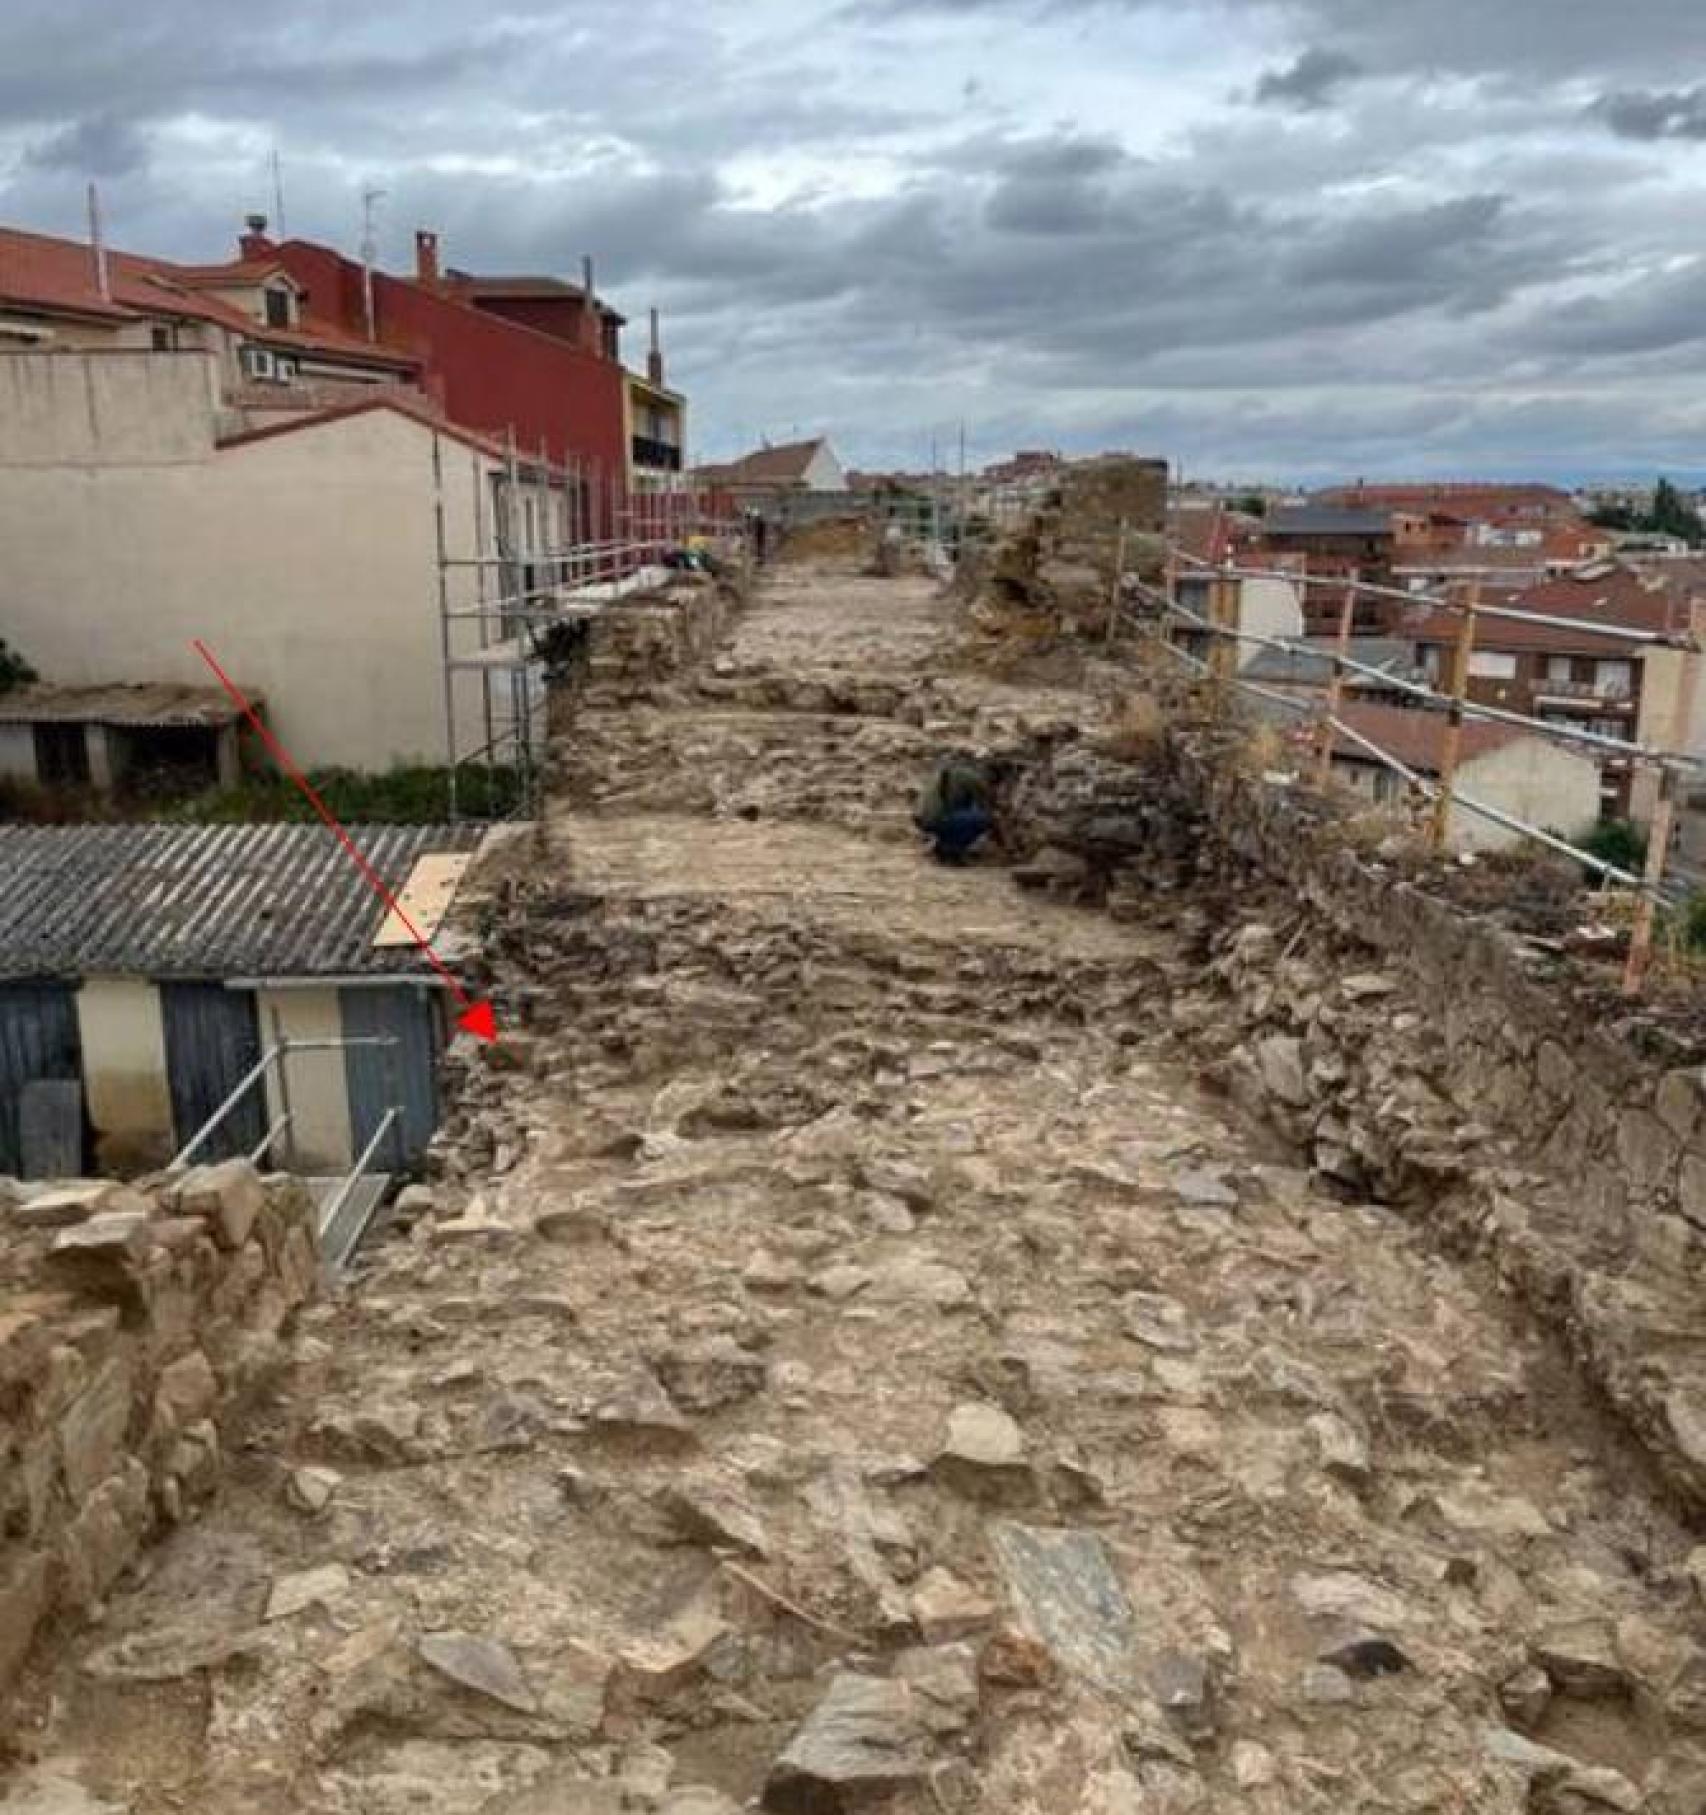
top-left (917, 758), bottom-right (991, 829)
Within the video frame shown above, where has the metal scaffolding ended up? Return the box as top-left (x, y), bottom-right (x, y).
top-left (430, 428), bottom-right (741, 822)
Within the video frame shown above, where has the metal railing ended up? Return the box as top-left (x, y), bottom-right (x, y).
top-left (168, 1034), bottom-right (406, 1270)
top-left (1144, 613), bottom-right (1656, 894)
top-left (317, 1107), bottom-right (403, 1273)
top-left (167, 1035), bottom-right (399, 1172)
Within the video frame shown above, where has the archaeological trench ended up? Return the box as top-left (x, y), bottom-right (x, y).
top-left (11, 479), bottom-right (1706, 1812)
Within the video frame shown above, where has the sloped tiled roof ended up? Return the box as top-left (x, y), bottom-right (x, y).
top-left (1327, 701), bottom-right (1527, 774)
top-left (0, 225), bottom-right (419, 370)
top-left (1408, 566), bottom-right (1688, 653)
top-left (696, 438), bottom-right (831, 486)
top-left (0, 822), bottom-right (486, 981)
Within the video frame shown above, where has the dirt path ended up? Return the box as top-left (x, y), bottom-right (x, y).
top-left (12, 564), bottom-right (1706, 1814)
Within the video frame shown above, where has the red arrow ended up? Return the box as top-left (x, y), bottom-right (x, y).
top-left (191, 639), bottom-right (500, 1043)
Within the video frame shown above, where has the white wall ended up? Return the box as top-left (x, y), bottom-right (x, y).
top-left (0, 392), bottom-right (503, 770)
top-left (0, 351), bottom-right (219, 466)
top-left (803, 442), bottom-right (847, 492)
top-left (259, 987), bottom-right (355, 1171)
top-left (74, 977), bottom-right (175, 1170)
top-left (1449, 739), bottom-right (1602, 853)
top-left (1235, 576), bottom-right (1303, 671)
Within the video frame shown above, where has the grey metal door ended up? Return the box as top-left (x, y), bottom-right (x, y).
top-left (341, 986), bottom-right (442, 1168)
top-left (160, 982), bottom-right (264, 1160)
top-left (0, 982), bottom-right (85, 1176)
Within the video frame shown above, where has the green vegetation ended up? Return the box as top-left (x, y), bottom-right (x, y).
top-left (0, 637), bottom-right (37, 694)
top-left (0, 763), bottom-right (523, 827)
top-left (164, 764), bottom-right (524, 824)
top-left (1579, 817), bottom-right (1647, 875)
top-left (1588, 477), bottom-right (1704, 547)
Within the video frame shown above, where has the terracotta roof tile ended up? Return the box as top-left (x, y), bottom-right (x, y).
top-left (0, 225), bottom-right (418, 370)
top-left (1325, 701), bottom-right (1525, 773)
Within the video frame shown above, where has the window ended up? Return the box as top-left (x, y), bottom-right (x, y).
top-left (264, 287), bottom-right (292, 329)
top-left (1596, 659), bottom-right (1632, 698)
top-left (240, 346), bottom-right (275, 382)
top-left (1468, 650), bottom-right (1518, 680)
top-left (1545, 655), bottom-right (1572, 682)
top-left (150, 325), bottom-right (171, 352)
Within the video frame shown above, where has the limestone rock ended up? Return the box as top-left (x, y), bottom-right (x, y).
top-left (1121, 1292), bottom-right (1196, 1354)
top-left (1306, 1411), bottom-right (1371, 1485)
top-left (934, 1402), bottom-right (1031, 1500)
top-left (15, 1182), bottom-right (110, 1229)
top-left (417, 1629), bottom-right (539, 1714)
top-left (1532, 1620), bottom-right (1630, 1700)
top-left (1255, 1034), bottom-right (1309, 1108)
top-left (654, 1335), bottom-right (768, 1413)
top-left (1151, 1649), bottom-right (1214, 1740)
top-left (911, 1567), bottom-right (996, 1643)
top-left (894, 1642), bottom-right (979, 1735)
top-left (657, 1478), bottom-right (770, 1555)
top-left (173, 1158), bottom-right (265, 1251)
top-left (285, 1465), bottom-right (342, 1515)
top-left (265, 1563), bottom-right (351, 1622)
top-left (764, 1673), bottom-right (930, 1812)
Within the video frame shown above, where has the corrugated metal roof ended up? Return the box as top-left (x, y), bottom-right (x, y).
top-left (0, 683), bottom-right (247, 728)
top-left (0, 823), bottom-right (487, 981)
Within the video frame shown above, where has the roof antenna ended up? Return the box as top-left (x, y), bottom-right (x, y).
top-left (360, 187), bottom-right (387, 342)
top-left (271, 148), bottom-right (288, 240)
top-left (87, 182), bottom-right (110, 301)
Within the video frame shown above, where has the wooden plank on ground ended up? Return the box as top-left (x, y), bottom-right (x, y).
top-left (373, 853), bottom-right (474, 948)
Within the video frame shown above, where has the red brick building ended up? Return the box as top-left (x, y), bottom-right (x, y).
top-left (252, 225), bottom-right (633, 534)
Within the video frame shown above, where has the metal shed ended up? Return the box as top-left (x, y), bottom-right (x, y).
top-left (0, 821), bottom-right (487, 1179)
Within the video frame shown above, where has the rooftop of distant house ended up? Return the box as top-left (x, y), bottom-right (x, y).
top-left (1326, 700), bottom-right (1530, 774)
top-left (0, 223), bottom-right (420, 371)
top-left (695, 437), bottom-right (834, 487)
top-left (440, 268), bottom-right (626, 325)
top-left (1264, 505), bottom-right (1395, 538)
top-left (1242, 638), bottom-right (1421, 691)
top-left (1407, 563), bottom-right (1696, 653)
top-left (1314, 481), bottom-right (1578, 514)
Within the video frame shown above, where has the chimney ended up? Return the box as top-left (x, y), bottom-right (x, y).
top-left (415, 229), bottom-right (441, 289)
top-left (239, 212), bottom-right (272, 260)
top-left (646, 306), bottom-right (665, 388)
top-left (581, 254), bottom-right (600, 354)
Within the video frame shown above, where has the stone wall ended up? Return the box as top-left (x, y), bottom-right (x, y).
top-left (0, 1161), bottom-right (319, 1705)
top-left (1008, 719), bottom-right (1706, 1513)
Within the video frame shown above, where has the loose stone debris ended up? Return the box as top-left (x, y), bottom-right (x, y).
top-left (9, 558), bottom-right (1706, 1812)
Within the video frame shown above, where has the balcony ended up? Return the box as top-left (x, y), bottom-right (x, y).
top-left (632, 435), bottom-right (682, 473)
top-left (1533, 678), bottom-right (1632, 707)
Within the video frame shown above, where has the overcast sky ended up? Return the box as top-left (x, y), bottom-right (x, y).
top-left (3, 0), bottom-right (1706, 481)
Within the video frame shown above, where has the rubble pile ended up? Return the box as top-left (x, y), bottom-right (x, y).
top-left (966, 456), bottom-right (1168, 651)
top-left (0, 1162), bottom-right (318, 1710)
top-left (14, 557), bottom-right (1706, 1811)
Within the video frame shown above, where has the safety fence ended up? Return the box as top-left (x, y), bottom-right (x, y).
top-left (1119, 546), bottom-right (1706, 995)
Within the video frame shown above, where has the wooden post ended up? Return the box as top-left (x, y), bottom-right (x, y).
top-left (1623, 602), bottom-right (1704, 995)
top-left (1315, 566), bottom-right (1358, 789)
top-left (1430, 578), bottom-right (1481, 849)
top-left (1105, 517), bottom-right (1128, 645)
top-left (1209, 568), bottom-right (1239, 684)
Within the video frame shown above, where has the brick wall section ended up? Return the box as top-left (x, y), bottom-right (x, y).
top-left (0, 1162), bottom-right (319, 1702)
top-left (1008, 722), bottom-right (1706, 1512)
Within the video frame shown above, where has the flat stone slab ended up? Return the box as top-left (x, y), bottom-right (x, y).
top-left (989, 1521), bottom-right (1139, 1695)
top-left (764, 1672), bottom-right (930, 1811)
top-left (417, 1629), bottom-right (539, 1714)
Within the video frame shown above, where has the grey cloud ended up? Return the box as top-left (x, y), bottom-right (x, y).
top-left (1252, 48), bottom-right (1363, 111)
top-left (24, 114), bottom-right (149, 178)
top-left (1591, 86), bottom-right (1706, 141)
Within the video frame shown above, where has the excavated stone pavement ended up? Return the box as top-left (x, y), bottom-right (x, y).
top-left (11, 564), bottom-right (1706, 1813)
